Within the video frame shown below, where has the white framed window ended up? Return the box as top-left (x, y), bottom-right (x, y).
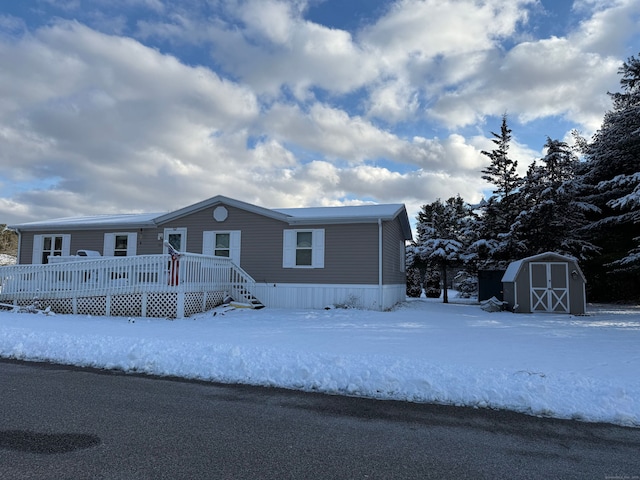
top-left (32, 234), bottom-right (71, 264)
top-left (163, 228), bottom-right (187, 253)
top-left (283, 229), bottom-right (324, 268)
top-left (203, 231), bottom-right (241, 264)
top-left (104, 233), bottom-right (138, 257)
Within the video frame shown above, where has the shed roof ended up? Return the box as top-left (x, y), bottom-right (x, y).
top-left (502, 252), bottom-right (586, 283)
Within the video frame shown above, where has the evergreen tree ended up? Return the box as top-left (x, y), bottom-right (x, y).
top-left (475, 114), bottom-right (523, 266)
top-left (577, 54), bottom-right (640, 300)
top-left (510, 138), bottom-right (598, 258)
top-left (412, 196), bottom-right (475, 303)
top-left (481, 114), bottom-right (521, 199)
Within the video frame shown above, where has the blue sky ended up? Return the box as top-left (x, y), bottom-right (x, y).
top-left (1, 0), bottom-right (639, 226)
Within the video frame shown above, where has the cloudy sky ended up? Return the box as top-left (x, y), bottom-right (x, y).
top-left (1, 0), bottom-right (639, 226)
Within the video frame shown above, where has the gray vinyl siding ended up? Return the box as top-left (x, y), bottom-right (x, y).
top-left (18, 233), bottom-right (33, 264)
top-left (18, 229), bottom-right (157, 264)
top-left (382, 219), bottom-right (406, 285)
top-left (157, 204), bottom-right (380, 284)
top-left (16, 201), bottom-right (406, 287)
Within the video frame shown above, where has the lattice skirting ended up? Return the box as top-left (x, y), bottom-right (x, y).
top-left (15, 290), bottom-right (226, 318)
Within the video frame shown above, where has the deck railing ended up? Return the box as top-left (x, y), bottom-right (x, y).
top-left (0, 253), bottom-right (258, 306)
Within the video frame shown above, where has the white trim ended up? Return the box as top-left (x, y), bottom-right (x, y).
top-left (203, 230), bottom-right (241, 265)
top-left (32, 235), bottom-right (43, 264)
top-left (252, 283), bottom-right (405, 310)
top-left (283, 229), bottom-right (325, 269)
top-left (213, 206), bottom-right (228, 222)
top-left (103, 232), bottom-right (138, 256)
top-left (163, 227), bottom-right (187, 253)
top-left (32, 234), bottom-right (71, 264)
top-left (529, 262), bottom-right (569, 313)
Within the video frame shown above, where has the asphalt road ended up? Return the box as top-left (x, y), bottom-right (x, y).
top-left (0, 359), bottom-right (639, 480)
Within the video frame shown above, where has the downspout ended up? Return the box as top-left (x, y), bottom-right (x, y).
top-left (378, 218), bottom-right (383, 310)
top-left (12, 228), bottom-right (21, 265)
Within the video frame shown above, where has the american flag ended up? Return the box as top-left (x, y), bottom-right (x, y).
top-left (164, 241), bottom-right (181, 260)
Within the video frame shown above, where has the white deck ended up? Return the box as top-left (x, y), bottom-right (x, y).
top-left (0, 253), bottom-right (259, 318)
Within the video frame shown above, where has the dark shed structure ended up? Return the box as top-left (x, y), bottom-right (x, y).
top-left (501, 252), bottom-right (587, 315)
top-left (478, 269), bottom-right (507, 302)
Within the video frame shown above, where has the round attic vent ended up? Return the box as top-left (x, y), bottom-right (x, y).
top-left (213, 206), bottom-right (228, 222)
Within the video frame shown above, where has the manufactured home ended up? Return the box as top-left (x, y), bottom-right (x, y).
top-left (2, 196), bottom-right (412, 316)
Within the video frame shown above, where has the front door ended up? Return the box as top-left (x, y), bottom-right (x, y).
top-left (163, 228), bottom-right (187, 254)
top-left (530, 262), bottom-right (569, 313)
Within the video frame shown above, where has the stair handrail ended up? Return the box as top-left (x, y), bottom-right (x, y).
top-left (228, 262), bottom-right (261, 305)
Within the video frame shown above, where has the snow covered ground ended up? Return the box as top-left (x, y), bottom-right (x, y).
top-left (1, 296), bottom-right (638, 427)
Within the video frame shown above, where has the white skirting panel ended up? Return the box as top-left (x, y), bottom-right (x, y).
top-left (252, 283), bottom-right (406, 310)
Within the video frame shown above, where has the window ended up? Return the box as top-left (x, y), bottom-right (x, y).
top-left (104, 233), bottom-right (137, 257)
top-left (163, 228), bottom-right (187, 254)
top-left (215, 233), bottom-right (230, 257)
top-left (203, 231), bottom-right (241, 264)
top-left (114, 235), bottom-right (129, 256)
top-left (283, 229), bottom-right (324, 268)
top-left (295, 232), bottom-right (313, 266)
top-left (32, 234), bottom-right (71, 264)
top-left (42, 236), bottom-right (63, 263)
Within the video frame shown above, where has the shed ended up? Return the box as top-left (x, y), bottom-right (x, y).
top-left (501, 252), bottom-right (587, 315)
top-left (478, 269), bottom-right (506, 302)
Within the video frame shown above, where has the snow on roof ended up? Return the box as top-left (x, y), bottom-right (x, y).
top-left (501, 260), bottom-right (523, 283)
top-left (275, 204), bottom-right (404, 220)
top-left (502, 252), bottom-right (585, 283)
top-left (9, 196), bottom-right (411, 239)
top-left (10, 213), bottom-right (161, 231)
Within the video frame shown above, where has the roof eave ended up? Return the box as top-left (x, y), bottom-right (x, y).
top-left (9, 220), bottom-right (157, 232)
top-left (153, 195), bottom-right (291, 225)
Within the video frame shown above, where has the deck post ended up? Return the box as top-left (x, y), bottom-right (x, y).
top-left (176, 292), bottom-right (185, 319)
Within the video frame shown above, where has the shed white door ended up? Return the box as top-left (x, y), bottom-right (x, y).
top-left (529, 262), bottom-right (569, 313)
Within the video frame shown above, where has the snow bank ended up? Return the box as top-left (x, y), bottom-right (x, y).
top-left (0, 298), bottom-right (638, 427)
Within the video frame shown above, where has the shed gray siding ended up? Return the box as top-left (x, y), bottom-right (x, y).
top-left (502, 252), bottom-right (586, 315)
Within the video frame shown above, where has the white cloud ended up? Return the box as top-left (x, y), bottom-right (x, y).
top-left (0, 0), bottom-right (639, 227)
top-left (360, 0), bottom-right (532, 60)
top-left (365, 78), bottom-right (419, 122)
top-left (236, 0), bottom-right (297, 45)
top-left (570, 0), bottom-right (640, 56)
top-left (427, 35), bottom-right (623, 132)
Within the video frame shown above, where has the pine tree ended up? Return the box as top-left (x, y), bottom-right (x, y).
top-left (475, 114), bottom-right (523, 266)
top-left (510, 138), bottom-right (598, 258)
top-left (577, 54), bottom-right (640, 300)
top-left (412, 196), bottom-right (475, 303)
top-left (481, 114), bottom-right (521, 199)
